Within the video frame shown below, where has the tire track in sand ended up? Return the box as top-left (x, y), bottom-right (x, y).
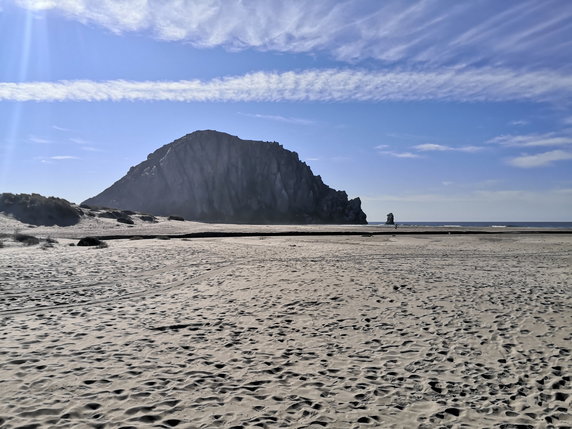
top-left (0, 263), bottom-right (232, 316)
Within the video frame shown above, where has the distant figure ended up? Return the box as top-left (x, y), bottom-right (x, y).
top-left (386, 212), bottom-right (395, 225)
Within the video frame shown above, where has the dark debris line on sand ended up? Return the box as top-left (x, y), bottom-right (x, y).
top-left (91, 229), bottom-right (572, 242)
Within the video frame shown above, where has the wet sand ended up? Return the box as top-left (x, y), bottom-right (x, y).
top-left (0, 220), bottom-right (571, 428)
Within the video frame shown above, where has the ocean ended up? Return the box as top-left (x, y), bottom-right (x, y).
top-left (367, 221), bottom-right (572, 228)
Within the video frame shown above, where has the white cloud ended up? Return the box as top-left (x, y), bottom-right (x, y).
top-left (238, 112), bottom-right (315, 125)
top-left (52, 125), bottom-right (71, 132)
top-left (414, 143), bottom-right (450, 151)
top-left (37, 154), bottom-right (80, 164)
top-left (489, 132), bottom-right (572, 147)
top-left (413, 143), bottom-right (483, 152)
top-left (509, 120), bottom-right (528, 126)
top-left (508, 150), bottom-right (572, 168)
top-left (28, 135), bottom-right (51, 144)
top-left (11, 0), bottom-right (572, 69)
top-left (377, 150), bottom-right (420, 159)
top-left (457, 146), bottom-right (482, 153)
top-left (69, 137), bottom-right (89, 144)
top-left (1, 68), bottom-right (571, 103)
top-left (50, 155), bottom-right (79, 160)
top-left (81, 146), bottom-right (102, 152)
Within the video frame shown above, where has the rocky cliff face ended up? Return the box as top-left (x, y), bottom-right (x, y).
top-left (83, 130), bottom-right (367, 224)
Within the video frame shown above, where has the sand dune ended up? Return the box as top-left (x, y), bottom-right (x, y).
top-left (0, 229), bottom-right (571, 428)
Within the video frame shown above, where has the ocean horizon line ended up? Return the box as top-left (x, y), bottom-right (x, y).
top-left (367, 221), bottom-right (572, 228)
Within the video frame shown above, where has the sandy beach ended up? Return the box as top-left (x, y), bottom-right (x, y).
top-left (0, 219), bottom-right (571, 428)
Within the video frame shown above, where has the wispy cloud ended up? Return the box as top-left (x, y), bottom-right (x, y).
top-left (414, 143), bottom-right (483, 152)
top-left (28, 135), bottom-right (52, 144)
top-left (37, 155), bottom-right (80, 164)
top-left (457, 146), bottom-right (482, 153)
top-left (238, 112), bottom-right (315, 125)
top-left (508, 150), bottom-right (572, 168)
top-left (69, 137), bottom-right (89, 145)
top-left (50, 155), bottom-right (79, 160)
top-left (509, 120), bottom-right (528, 126)
top-left (80, 146), bottom-right (102, 152)
top-left (12, 0), bottom-right (572, 70)
top-left (413, 143), bottom-right (450, 151)
top-left (489, 132), bottom-right (572, 147)
top-left (69, 137), bottom-right (101, 151)
top-left (52, 125), bottom-right (71, 132)
top-left (1, 68), bottom-right (571, 104)
top-left (377, 150), bottom-right (421, 159)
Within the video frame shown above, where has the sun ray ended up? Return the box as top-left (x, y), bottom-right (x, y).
top-left (1, 8), bottom-right (37, 188)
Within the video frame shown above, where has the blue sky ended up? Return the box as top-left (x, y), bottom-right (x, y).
top-left (1, 0), bottom-right (571, 221)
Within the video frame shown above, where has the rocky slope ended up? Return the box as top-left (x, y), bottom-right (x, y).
top-left (83, 130), bottom-right (367, 224)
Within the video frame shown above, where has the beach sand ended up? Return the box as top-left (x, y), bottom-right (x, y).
top-left (0, 221), bottom-right (571, 428)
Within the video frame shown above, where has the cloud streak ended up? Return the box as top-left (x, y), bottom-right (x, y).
top-left (377, 150), bottom-right (420, 159)
top-left (50, 155), bottom-right (79, 160)
top-left (12, 0), bottom-right (572, 69)
top-left (508, 150), bottom-right (572, 168)
top-left (414, 143), bottom-right (482, 152)
top-left (29, 135), bottom-right (52, 144)
top-left (1, 68), bottom-right (571, 103)
top-left (489, 132), bottom-right (572, 147)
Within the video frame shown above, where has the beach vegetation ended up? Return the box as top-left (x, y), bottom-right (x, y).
top-left (0, 193), bottom-right (81, 226)
top-left (13, 232), bottom-right (40, 246)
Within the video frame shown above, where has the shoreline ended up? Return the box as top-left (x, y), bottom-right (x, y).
top-left (2, 213), bottom-right (571, 242)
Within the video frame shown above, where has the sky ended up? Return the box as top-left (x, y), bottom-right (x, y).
top-left (1, 0), bottom-right (571, 222)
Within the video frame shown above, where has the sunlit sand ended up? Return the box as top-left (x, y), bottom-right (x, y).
top-left (1, 216), bottom-right (570, 428)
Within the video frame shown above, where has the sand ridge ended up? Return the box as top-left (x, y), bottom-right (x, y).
top-left (0, 233), bottom-right (571, 428)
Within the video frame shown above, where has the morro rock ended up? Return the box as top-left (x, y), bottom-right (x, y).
top-left (83, 130), bottom-right (367, 224)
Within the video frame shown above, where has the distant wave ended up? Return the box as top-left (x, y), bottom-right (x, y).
top-left (368, 221), bottom-right (572, 228)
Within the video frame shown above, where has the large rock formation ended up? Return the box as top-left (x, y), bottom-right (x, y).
top-left (83, 130), bottom-right (367, 224)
